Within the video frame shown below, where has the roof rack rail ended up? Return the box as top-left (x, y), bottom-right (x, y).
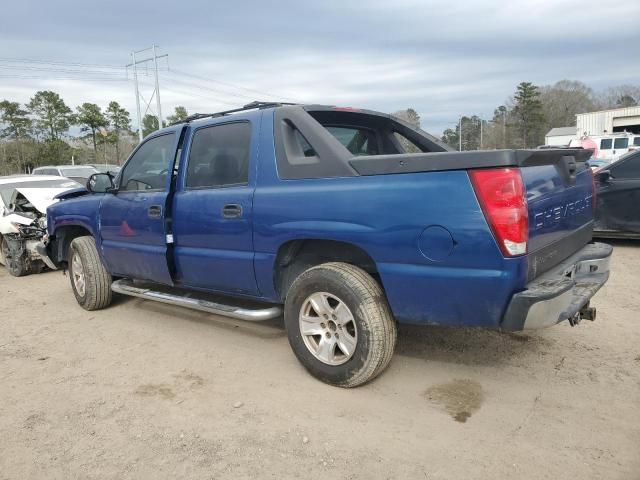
top-left (177, 101), bottom-right (298, 125)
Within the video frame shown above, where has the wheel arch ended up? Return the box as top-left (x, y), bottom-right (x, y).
top-left (273, 238), bottom-right (381, 301)
top-left (49, 223), bottom-right (95, 267)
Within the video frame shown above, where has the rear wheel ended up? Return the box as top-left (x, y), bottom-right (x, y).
top-left (1, 236), bottom-right (29, 277)
top-left (284, 262), bottom-right (397, 387)
top-left (69, 236), bottom-right (112, 310)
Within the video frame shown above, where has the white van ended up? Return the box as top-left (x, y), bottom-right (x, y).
top-left (592, 133), bottom-right (640, 162)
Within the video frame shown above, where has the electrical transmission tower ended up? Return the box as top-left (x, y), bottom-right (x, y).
top-left (126, 46), bottom-right (168, 141)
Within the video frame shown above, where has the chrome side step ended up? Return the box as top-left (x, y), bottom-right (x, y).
top-left (111, 279), bottom-right (283, 322)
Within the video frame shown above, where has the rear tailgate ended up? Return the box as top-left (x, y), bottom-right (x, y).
top-left (521, 156), bottom-right (594, 280)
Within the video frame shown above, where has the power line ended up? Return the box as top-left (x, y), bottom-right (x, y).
top-left (160, 82), bottom-right (241, 107)
top-left (162, 73), bottom-right (257, 102)
top-left (169, 68), bottom-right (299, 103)
top-left (0, 74), bottom-right (128, 82)
top-left (0, 57), bottom-right (125, 69)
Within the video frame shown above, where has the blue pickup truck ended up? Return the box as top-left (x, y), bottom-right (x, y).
top-left (41, 102), bottom-right (612, 387)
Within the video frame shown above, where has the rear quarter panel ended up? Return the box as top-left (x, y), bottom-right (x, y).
top-left (254, 112), bottom-right (527, 326)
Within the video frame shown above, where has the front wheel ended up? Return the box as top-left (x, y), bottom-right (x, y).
top-left (284, 262), bottom-right (397, 387)
top-left (69, 236), bottom-right (113, 310)
top-left (1, 236), bottom-right (29, 277)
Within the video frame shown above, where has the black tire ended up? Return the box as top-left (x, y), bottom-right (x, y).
top-left (1, 236), bottom-right (29, 277)
top-left (284, 262), bottom-right (397, 388)
top-left (68, 236), bottom-right (112, 310)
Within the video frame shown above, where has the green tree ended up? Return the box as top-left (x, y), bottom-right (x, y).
top-left (142, 114), bottom-right (161, 137)
top-left (76, 103), bottom-right (108, 155)
top-left (0, 100), bottom-right (31, 139)
top-left (392, 108), bottom-right (422, 152)
top-left (28, 90), bottom-right (73, 140)
top-left (167, 106), bottom-right (189, 124)
top-left (441, 126), bottom-right (459, 150)
top-left (392, 108), bottom-right (420, 128)
top-left (441, 115), bottom-right (484, 151)
top-left (36, 139), bottom-right (72, 167)
top-left (512, 82), bottom-right (545, 147)
top-left (106, 101), bottom-right (131, 163)
top-left (0, 100), bottom-right (32, 172)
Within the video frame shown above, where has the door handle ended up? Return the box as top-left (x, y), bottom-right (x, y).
top-left (148, 205), bottom-right (162, 218)
top-left (222, 203), bottom-right (243, 219)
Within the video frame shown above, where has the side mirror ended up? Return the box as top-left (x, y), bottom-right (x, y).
top-left (87, 173), bottom-right (115, 193)
top-left (595, 170), bottom-right (611, 184)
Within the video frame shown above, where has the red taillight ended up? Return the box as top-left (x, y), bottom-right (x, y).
top-left (469, 168), bottom-right (528, 257)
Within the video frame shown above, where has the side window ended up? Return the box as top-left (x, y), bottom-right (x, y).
top-left (294, 130), bottom-right (317, 158)
top-left (600, 139), bottom-right (612, 150)
top-left (614, 137), bottom-right (629, 149)
top-left (186, 122), bottom-right (251, 188)
top-left (119, 133), bottom-right (175, 192)
top-left (325, 126), bottom-right (378, 156)
top-left (634, 137), bottom-right (640, 146)
top-left (393, 132), bottom-right (423, 153)
top-left (611, 153), bottom-right (640, 178)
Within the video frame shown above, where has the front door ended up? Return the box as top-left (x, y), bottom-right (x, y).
top-left (596, 151), bottom-right (640, 233)
top-left (172, 120), bottom-right (259, 295)
top-left (99, 132), bottom-right (178, 284)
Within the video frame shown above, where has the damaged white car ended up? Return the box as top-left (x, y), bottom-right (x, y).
top-left (0, 175), bottom-right (82, 276)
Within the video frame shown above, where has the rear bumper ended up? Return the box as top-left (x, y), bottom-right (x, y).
top-left (501, 242), bottom-right (612, 331)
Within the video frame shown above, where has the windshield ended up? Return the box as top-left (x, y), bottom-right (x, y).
top-left (0, 179), bottom-right (81, 206)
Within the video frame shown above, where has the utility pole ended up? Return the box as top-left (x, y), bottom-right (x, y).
top-left (502, 110), bottom-right (506, 149)
top-left (127, 46), bottom-right (168, 141)
top-left (459, 115), bottom-right (462, 151)
top-left (152, 45), bottom-right (163, 129)
top-left (480, 118), bottom-right (483, 150)
top-left (131, 51), bottom-right (143, 142)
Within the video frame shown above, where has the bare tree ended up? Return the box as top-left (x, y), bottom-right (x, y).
top-left (539, 80), bottom-right (596, 127)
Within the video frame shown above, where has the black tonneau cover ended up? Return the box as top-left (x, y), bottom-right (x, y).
top-left (349, 148), bottom-right (593, 176)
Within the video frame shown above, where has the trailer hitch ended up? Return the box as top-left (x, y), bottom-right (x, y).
top-left (569, 303), bottom-right (597, 326)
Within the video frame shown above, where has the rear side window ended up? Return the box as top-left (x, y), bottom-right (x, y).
top-left (600, 139), bottom-right (612, 150)
top-left (394, 132), bottom-right (422, 153)
top-left (611, 153), bottom-right (640, 178)
top-left (293, 130), bottom-right (317, 158)
top-left (614, 137), bottom-right (629, 149)
top-left (186, 122), bottom-right (251, 188)
top-left (325, 126), bottom-right (378, 156)
top-left (634, 137), bottom-right (640, 146)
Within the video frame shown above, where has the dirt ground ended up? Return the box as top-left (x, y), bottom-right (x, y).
top-left (1, 242), bottom-right (639, 480)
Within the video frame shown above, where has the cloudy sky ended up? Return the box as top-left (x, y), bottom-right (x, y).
top-left (1, 0), bottom-right (639, 135)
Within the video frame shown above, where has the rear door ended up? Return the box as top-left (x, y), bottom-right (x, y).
top-left (171, 119), bottom-right (259, 295)
top-left (521, 156), bottom-right (594, 279)
top-left (99, 132), bottom-right (178, 284)
top-left (595, 151), bottom-right (640, 233)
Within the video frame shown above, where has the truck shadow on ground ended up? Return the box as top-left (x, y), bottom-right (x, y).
top-left (395, 324), bottom-right (553, 366)
top-left (596, 238), bottom-right (639, 248)
top-left (125, 296), bottom-right (551, 366)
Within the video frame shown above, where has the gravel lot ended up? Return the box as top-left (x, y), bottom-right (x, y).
top-left (1, 241), bottom-right (639, 479)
